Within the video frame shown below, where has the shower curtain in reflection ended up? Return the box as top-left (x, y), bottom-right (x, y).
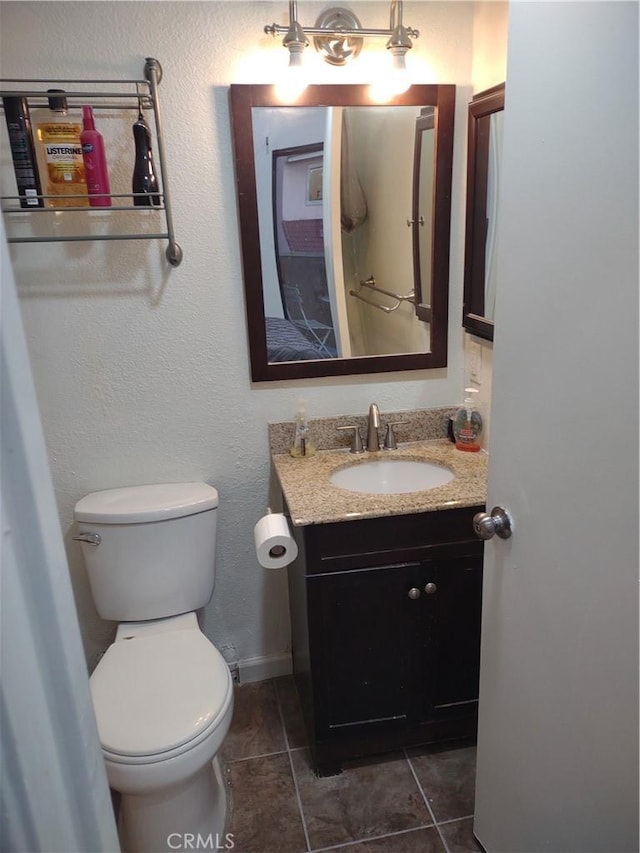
top-left (340, 111), bottom-right (368, 233)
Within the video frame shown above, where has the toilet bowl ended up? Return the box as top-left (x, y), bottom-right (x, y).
top-left (91, 613), bottom-right (234, 853)
top-left (74, 482), bottom-right (233, 853)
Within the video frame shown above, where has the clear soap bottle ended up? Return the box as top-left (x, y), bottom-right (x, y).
top-left (290, 401), bottom-right (316, 458)
top-left (453, 388), bottom-right (483, 452)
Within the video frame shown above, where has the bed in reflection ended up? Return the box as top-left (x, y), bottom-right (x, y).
top-left (265, 317), bottom-right (333, 362)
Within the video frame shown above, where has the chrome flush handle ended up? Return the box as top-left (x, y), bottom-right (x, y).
top-left (73, 532), bottom-right (102, 546)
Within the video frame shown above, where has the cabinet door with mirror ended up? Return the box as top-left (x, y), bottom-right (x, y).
top-left (229, 84), bottom-right (455, 381)
top-left (463, 83), bottom-right (505, 342)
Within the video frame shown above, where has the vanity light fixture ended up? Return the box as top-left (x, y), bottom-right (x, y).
top-left (265, 1), bottom-right (418, 96)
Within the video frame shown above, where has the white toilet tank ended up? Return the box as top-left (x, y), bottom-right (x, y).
top-left (74, 482), bottom-right (219, 622)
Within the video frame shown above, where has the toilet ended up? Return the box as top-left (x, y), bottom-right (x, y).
top-left (74, 482), bottom-right (234, 853)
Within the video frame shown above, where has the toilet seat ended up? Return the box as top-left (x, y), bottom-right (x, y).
top-left (91, 627), bottom-right (232, 761)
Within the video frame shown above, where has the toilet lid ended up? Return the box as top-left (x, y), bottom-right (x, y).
top-left (90, 630), bottom-right (231, 757)
top-left (75, 482), bottom-right (219, 524)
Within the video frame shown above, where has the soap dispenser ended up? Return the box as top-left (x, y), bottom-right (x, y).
top-left (453, 388), bottom-right (483, 452)
top-left (290, 400), bottom-right (316, 458)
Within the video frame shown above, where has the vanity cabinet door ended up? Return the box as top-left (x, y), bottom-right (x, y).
top-left (287, 507), bottom-right (485, 773)
top-left (308, 562), bottom-right (422, 737)
top-left (419, 553), bottom-right (484, 722)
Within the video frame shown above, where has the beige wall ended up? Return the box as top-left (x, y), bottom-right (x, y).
top-left (472, 1), bottom-right (509, 95)
top-left (0, 1), bottom-right (499, 673)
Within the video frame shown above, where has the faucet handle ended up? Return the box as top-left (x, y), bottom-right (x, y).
top-left (336, 425), bottom-right (365, 454)
top-left (383, 420), bottom-right (409, 451)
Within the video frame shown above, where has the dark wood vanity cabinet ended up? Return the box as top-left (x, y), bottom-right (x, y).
top-left (285, 504), bottom-right (484, 775)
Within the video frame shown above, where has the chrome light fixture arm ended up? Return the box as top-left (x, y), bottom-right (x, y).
top-left (264, 2), bottom-right (419, 67)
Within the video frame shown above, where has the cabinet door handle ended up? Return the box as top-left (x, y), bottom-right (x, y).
top-left (407, 587), bottom-right (421, 600)
top-left (424, 582), bottom-right (437, 595)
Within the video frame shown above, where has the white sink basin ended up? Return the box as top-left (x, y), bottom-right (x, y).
top-left (329, 459), bottom-right (455, 495)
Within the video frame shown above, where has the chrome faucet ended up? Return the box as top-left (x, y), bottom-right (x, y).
top-left (366, 403), bottom-right (381, 451)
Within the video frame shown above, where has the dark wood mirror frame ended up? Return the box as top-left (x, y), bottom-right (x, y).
top-left (229, 84), bottom-right (455, 382)
top-left (412, 109), bottom-right (436, 323)
top-left (462, 82), bottom-right (505, 342)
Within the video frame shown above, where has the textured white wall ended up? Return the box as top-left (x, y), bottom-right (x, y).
top-left (0, 1), bottom-right (476, 671)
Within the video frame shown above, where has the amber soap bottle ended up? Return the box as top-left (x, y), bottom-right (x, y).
top-left (453, 388), bottom-right (483, 452)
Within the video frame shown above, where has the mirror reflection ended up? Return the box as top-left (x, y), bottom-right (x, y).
top-left (230, 84), bottom-right (455, 381)
top-left (256, 105), bottom-right (433, 362)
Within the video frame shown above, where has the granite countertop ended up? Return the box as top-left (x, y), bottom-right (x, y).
top-left (272, 439), bottom-right (488, 526)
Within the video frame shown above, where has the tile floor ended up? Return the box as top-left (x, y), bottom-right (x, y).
top-left (221, 678), bottom-right (482, 853)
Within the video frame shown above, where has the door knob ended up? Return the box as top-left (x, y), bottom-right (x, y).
top-left (408, 587), bottom-right (421, 599)
top-left (473, 507), bottom-right (513, 540)
top-left (406, 216), bottom-right (425, 227)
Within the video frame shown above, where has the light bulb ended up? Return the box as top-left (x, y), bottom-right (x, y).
top-left (275, 67), bottom-right (307, 102)
top-left (275, 45), bottom-right (308, 101)
top-left (370, 47), bottom-right (411, 101)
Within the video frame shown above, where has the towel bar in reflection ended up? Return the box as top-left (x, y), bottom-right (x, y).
top-left (349, 276), bottom-right (416, 314)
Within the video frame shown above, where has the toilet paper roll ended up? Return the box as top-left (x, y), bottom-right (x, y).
top-left (254, 513), bottom-right (299, 569)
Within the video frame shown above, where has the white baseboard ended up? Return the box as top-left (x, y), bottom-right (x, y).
top-left (238, 652), bottom-right (292, 684)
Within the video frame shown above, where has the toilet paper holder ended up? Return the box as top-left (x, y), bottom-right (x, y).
top-left (254, 509), bottom-right (298, 569)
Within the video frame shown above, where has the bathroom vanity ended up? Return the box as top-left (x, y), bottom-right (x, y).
top-left (271, 420), bottom-right (487, 775)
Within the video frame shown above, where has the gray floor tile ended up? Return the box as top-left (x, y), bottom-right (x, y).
top-left (225, 752), bottom-right (308, 853)
top-left (292, 749), bottom-right (432, 850)
top-left (275, 675), bottom-right (308, 748)
top-left (220, 679), bottom-right (479, 853)
top-left (342, 825), bottom-right (446, 852)
top-left (222, 681), bottom-right (286, 762)
top-left (439, 817), bottom-right (483, 852)
top-left (407, 746), bottom-right (476, 823)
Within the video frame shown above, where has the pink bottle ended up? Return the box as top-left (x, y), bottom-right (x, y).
top-left (80, 105), bottom-right (111, 207)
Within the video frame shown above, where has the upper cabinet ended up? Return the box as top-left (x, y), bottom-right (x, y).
top-left (462, 83), bottom-right (505, 342)
top-left (229, 84), bottom-right (455, 382)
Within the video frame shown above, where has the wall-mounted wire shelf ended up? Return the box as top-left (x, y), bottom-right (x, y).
top-left (350, 276), bottom-right (417, 314)
top-left (0, 58), bottom-right (182, 266)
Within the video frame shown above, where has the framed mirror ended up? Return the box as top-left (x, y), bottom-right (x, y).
top-left (462, 83), bottom-right (505, 342)
top-left (229, 84), bottom-right (455, 381)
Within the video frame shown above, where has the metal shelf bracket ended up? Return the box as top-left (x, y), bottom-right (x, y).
top-left (1, 57), bottom-right (183, 266)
